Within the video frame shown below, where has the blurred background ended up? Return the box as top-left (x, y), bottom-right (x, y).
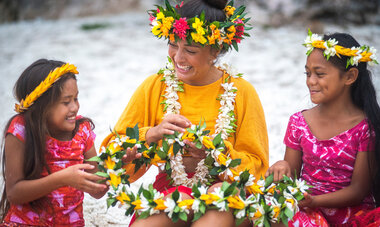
top-left (0, 0), bottom-right (379, 226)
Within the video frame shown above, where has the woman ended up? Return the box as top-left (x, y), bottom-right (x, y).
top-left (101, 0), bottom-right (269, 226)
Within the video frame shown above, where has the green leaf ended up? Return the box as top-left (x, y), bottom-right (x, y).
top-left (232, 41), bottom-right (239, 51)
top-left (139, 211), bottom-right (150, 219)
top-left (193, 212), bottom-right (203, 221)
top-left (265, 174), bottom-right (274, 187)
top-left (126, 127), bottom-right (136, 139)
top-left (199, 204), bottom-right (206, 214)
top-left (143, 190), bottom-right (152, 200)
top-left (86, 156), bottom-right (102, 162)
top-left (179, 212), bottom-right (188, 221)
top-left (172, 189), bottom-right (180, 202)
top-left (284, 207), bottom-right (294, 219)
top-left (229, 159), bottom-right (241, 168)
top-left (133, 123), bottom-right (140, 141)
top-left (213, 133), bottom-right (222, 146)
top-left (195, 141), bottom-right (203, 149)
top-left (235, 218), bottom-right (245, 226)
top-left (106, 198), bottom-right (116, 208)
top-left (95, 172), bottom-right (109, 178)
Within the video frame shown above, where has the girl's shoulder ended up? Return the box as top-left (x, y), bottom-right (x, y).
top-left (6, 115), bottom-right (26, 142)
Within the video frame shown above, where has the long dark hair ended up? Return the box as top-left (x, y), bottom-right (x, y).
top-left (323, 33), bottom-right (380, 207)
top-left (0, 59), bottom-right (94, 220)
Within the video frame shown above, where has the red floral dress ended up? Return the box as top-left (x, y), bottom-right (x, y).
top-left (2, 115), bottom-right (95, 226)
top-left (284, 111), bottom-right (375, 226)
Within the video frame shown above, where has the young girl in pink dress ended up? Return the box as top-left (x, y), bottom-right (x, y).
top-left (0, 59), bottom-right (108, 226)
top-left (266, 32), bottom-right (380, 226)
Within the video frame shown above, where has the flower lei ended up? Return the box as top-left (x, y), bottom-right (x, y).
top-left (89, 125), bottom-right (311, 226)
top-left (304, 29), bottom-right (378, 67)
top-left (149, 0), bottom-right (252, 52)
top-left (159, 57), bottom-right (241, 187)
top-left (15, 63), bottom-right (78, 113)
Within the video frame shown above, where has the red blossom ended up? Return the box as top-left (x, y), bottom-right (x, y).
top-left (234, 19), bottom-right (245, 43)
top-left (176, 1), bottom-right (184, 9)
top-left (173, 18), bottom-right (190, 40)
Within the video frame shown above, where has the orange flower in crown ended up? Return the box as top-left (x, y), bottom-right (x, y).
top-left (149, 0), bottom-right (252, 52)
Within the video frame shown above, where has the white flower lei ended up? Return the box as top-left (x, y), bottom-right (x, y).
top-left (161, 58), bottom-right (240, 187)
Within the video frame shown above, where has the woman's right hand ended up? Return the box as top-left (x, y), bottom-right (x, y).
top-left (145, 114), bottom-right (191, 144)
top-left (265, 160), bottom-right (291, 182)
top-left (60, 163), bottom-right (107, 195)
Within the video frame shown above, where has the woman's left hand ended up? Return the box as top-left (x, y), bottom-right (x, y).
top-left (183, 140), bottom-right (207, 159)
top-left (298, 192), bottom-right (315, 208)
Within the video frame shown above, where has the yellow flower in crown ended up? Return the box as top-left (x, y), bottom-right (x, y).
top-left (227, 195), bottom-right (245, 210)
top-left (224, 5), bottom-right (235, 17)
top-left (200, 194), bottom-right (220, 205)
top-left (154, 199), bottom-right (167, 210)
top-left (208, 24), bottom-right (221, 45)
top-left (105, 156), bottom-right (116, 170)
top-left (116, 192), bottom-right (130, 204)
top-left (178, 199), bottom-right (194, 209)
top-left (148, 0), bottom-right (252, 52)
top-left (202, 136), bottom-right (215, 150)
top-left (108, 172), bottom-right (121, 188)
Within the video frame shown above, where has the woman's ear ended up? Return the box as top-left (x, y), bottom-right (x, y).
top-left (344, 67), bottom-right (359, 86)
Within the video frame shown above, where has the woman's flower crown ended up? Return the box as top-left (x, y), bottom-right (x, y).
top-left (15, 63), bottom-right (78, 113)
top-left (149, 0), bottom-right (252, 51)
top-left (303, 29), bottom-right (378, 68)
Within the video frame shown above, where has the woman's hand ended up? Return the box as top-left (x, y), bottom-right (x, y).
top-left (60, 163), bottom-right (108, 195)
top-left (121, 145), bottom-right (142, 163)
top-left (265, 160), bottom-right (291, 182)
top-left (183, 140), bottom-right (207, 159)
top-left (146, 114), bottom-right (191, 144)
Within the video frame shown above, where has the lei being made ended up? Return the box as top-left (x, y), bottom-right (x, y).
top-left (304, 29), bottom-right (378, 67)
top-left (149, 0), bottom-right (251, 51)
top-left (15, 63), bottom-right (78, 113)
top-left (160, 57), bottom-right (241, 187)
top-left (89, 60), bottom-right (312, 226)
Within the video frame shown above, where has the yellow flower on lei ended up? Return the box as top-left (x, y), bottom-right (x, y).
top-left (132, 200), bottom-right (143, 210)
top-left (246, 183), bottom-right (264, 195)
top-left (108, 142), bottom-right (122, 155)
top-left (200, 194), bottom-right (220, 205)
top-left (105, 156), bottom-right (116, 170)
top-left (182, 132), bottom-right (195, 142)
top-left (154, 199), bottom-right (167, 210)
top-left (116, 192), bottom-right (130, 204)
top-left (202, 136), bottom-right (215, 150)
top-left (178, 199), bottom-right (194, 209)
top-left (108, 172), bottom-right (121, 188)
top-left (227, 196), bottom-right (245, 210)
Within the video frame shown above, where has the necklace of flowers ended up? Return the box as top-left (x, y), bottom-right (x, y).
top-left (160, 57), bottom-right (242, 187)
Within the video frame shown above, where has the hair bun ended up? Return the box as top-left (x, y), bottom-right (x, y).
top-left (203, 0), bottom-right (228, 10)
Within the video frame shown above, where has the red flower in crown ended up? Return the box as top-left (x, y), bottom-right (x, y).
top-left (233, 19), bottom-right (245, 43)
top-left (173, 18), bottom-right (190, 40)
top-left (176, 1), bottom-right (184, 9)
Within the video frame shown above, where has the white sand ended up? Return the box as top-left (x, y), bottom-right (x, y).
top-left (0, 11), bottom-right (379, 226)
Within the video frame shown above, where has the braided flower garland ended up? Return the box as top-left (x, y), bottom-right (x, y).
top-left (89, 123), bottom-right (311, 226)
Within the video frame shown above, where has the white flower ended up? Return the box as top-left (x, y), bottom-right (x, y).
top-left (191, 199), bottom-right (201, 212)
top-left (350, 47), bottom-right (363, 66)
top-left (323, 38), bottom-right (338, 57)
top-left (295, 179), bottom-right (309, 193)
top-left (304, 33), bottom-right (322, 52)
top-left (284, 191), bottom-right (299, 212)
top-left (164, 198), bottom-right (177, 218)
top-left (287, 185), bottom-right (298, 195)
top-left (236, 208), bottom-right (246, 219)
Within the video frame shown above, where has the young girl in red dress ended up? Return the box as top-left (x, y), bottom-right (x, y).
top-left (0, 59), bottom-right (108, 226)
top-left (266, 32), bottom-right (380, 226)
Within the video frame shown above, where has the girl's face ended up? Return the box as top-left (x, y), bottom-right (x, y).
top-left (305, 49), bottom-right (348, 105)
top-left (168, 40), bottom-right (218, 86)
top-left (46, 78), bottom-right (79, 140)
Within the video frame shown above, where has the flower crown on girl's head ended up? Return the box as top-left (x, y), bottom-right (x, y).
top-left (149, 0), bottom-right (252, 51)
top-left (303, 29), bottom-right (378, 68)
top-left (15, 63), bottom-right (78, 113)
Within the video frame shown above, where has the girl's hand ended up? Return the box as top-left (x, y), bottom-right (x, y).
top-left (61, 163), bottom-right (107, 195)
top-left (265, 160), bottom-right (291, 181)
top-left (298, 192), bottom-right (315, 208)
top-left (183, 140), bottom-right (207, 159)
top-left (146, 114), bottom-right (191, 144)
top-left (121, 145), bottom-right (142, 163)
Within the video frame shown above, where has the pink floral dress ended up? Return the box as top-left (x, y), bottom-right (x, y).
top-left (2, 115), bottom-right (95, 226)
top-left (284, 111), bottom-right (375, 226)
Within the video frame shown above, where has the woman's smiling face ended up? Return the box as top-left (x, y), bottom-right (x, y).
top-left (168, 39), bottom-right (219, 86)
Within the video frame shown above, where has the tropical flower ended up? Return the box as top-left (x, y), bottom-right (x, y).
top-left (105, 156), bottom-right (116, 170)
top-left (116, 192), bottom-right (130, 204)
top-left (224, 5), bottom-right (236, 17)
top-left (108, 172), bottom-right (121, 188)
top-left (227, 195), bottom-right (245, 210)
top-left (164, 198), bottom-right (177, 218)
top-left (173, 18), bottom-right (190, 40)
top-left (154, 199), bottom-right (167, 210)
top-left (201, 136), bottom-right (215, 150)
